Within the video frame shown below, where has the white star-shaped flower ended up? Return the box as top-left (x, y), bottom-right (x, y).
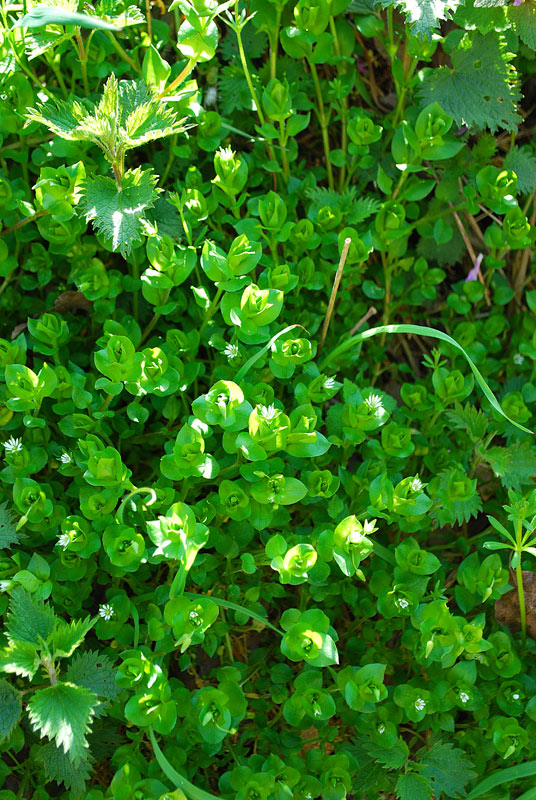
top-left (4, 437), bottom-right (22, 453)
top-left (98, 604), bottom-right (115, 621)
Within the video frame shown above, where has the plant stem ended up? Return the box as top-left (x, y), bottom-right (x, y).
top-left (145, 0), bottom-right (152, 39)
top-left (161, 57), bottom-right (196, 98)
top-left (269, 6), bottom-right (282, 80)
top-left (1, 209), bottom-right (48, 237)
top-left (199, 286), bottom-right (224, 336)
top-left (515, 519), bottom-right (527, 644)
top-left (319, 237), bottom-right (352, 350)
top-left (105, 31), bottom-right (142, 73)
top-left (74, 30), bottom-right (89, 95)
top-left (308, 59), bottom-right (334, 189)
top-left (131, 248), bottom-right (140, 322)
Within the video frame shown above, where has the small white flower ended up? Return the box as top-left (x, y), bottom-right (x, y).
top-left (57, 533), bottom-right (71, 549)
top-left (205, 86), bottom-right (218, 106)
top-left (377, 724), bottom-right (386, 734)
top-left (4, 437), bottom-right (22, 453)
top-left (98, 603), bottom-right (115, 621)
top-left (224, 343), bottom-right (239, 361)
top-left (414, 698), bottom-right (426, 711)
top-left (259, 404), bottom-right (278, 421)
top-left (513, 353), bottom-right (525, 366)
top-left (459, 692), bottom-right (470, 704)
top-left (410, 477), bottom-right (423, 493)
top-left (363, 519), bottom-right (377, 535)
top-left (323, 377), bottom-right (337, 390)
top-left (0, 580), bottom-right (13, 592)
top-left (512, 692), bottom-right (520, 700)
top-left (365, 394), bottom-right (383, 412)
top-left (396, 597), bottom-right (409, 610)
top-left (60, 452), bottom-right (71, 464)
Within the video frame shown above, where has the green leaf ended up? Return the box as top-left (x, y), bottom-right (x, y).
top-left (149, 727), bottom-right (224, 800)
top-left (507, 1), bottom-right (536, 49)
top-left (0, 679), bottom-right (22, 741)
top-left (27, 682), bottom-right (98, 764)
top-left (95, 0), bottom-right (145, 27)
top-left (503, 146), bottom-right (536, 194)
top-left (79, 168), bottom-right (159, 257)
top-left (13, 6), bottom-right (122, 30)
top-left (486, 441), bottom-right (536, 491)
top-left (395, 772), bottom-right (434, 800)
top-left (320, 324), bottom-right (532, 434)
top-left (466, 761), bottom-right (536, 800)
top-left (0, 640), bottom-right (40, 679)
top-left (51, 617), bottom-right (95, 659)
top-left (418, 33), bottom-right (522, 132)
top-left (38, 742), bottom-right (93, 794)
top-left (6, 587), bottom-right (55, 646)
top-left (419, 741), bottom-right (477, 798)
top-left (65, 651), bottom-right (120, 701)
top-left (376, 0), bottom-right (461, 39)
top-left (0, 502), bottom-right (20, 550)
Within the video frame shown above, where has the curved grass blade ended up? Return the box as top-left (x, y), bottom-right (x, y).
top-left (234, 324), bottom-right (303, 384)
top-left (465, 761), bottom-right (536, 800)
top-left (183, 592), bottom-right (283, 635)
top-left (13, 8), bottom-right (122, 31)
top-left (320, 323), bottom-right (533, 435)
top-left (149, 728), bottom-right (220, 800)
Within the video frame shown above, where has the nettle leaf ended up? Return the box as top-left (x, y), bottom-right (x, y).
top-left (79, 168), bottom-right (159, 256)
top-left (419, 741), bottom-right (477, 798)
top-left (0, 679), bottom-right (22, 740)
top-left (52, 617), bottom-right (95, 659)
top-left (27, 682), bottom-right (98, 764)
top-left (503, 146), bottom-right (536, 194)
top-left (25, 97), bottom-right (91, 141)
top-left (507, 1), bottom-right (536, 49)
top-left (6, 587), bottom-right (55, 646)
top-left (485, 441), bottom-right (536, 491)
top-left (0, 641), bottom-right (40, 679)
top-left (395, 772), bottom-right (434, 800)
top-left (95, 0), bottom-right (145, 27)
top-left (0, 501), bottom-right (20, 550)
top-left (419, 32), bottom-right (522, 132)
top-left (65, 651), bottom-right (120, 702)
top-left (38, 742), bottom-right (93, 795)
top-left (376, 0), bottom-right (462, 39)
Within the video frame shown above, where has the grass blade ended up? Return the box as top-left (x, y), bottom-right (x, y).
top-left (465, 761), bottom-right (536, 800)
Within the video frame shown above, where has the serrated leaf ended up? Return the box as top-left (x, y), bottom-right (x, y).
top-left (0, 501), bottom-right (20, 550)
top-left (503, 146), bottom-right (536, 194)
top-left (52, 617), bottom-right (95, 659)
top-left (376, 0), bottom-right (461, 39)
top-left (485, 441), bottom-right (536, 491)
top-left (0, 640), bottom-right (40, 679)
top-left (27, 682), bottom-right (98, 764)
top-left (363, 737), bottom-right (410, 770)
top-left (395, 772), bottom-right (433, 800)
top-left (0, 679), bottom-right (22, 740)
top-left (507, 1), bottom-right (536, 49)
top-left (419, 32), bottom-right (522, 132)
top-left (38, 741), bottom-right (93, 795)
top-left (6, 587), bottom-right (55, 646)
top-left (446, 403), bottom-right (488, 442)
top-left (13, 6), bottom-right (121, 30)
top-left (420, 741), bottom-right (477, 798)
top-left (96, 0), bottom-right (145, 27)
top-left (65, 651), bottom-right (119, 702)
top-left (79, 168), bottom-right (159, 256)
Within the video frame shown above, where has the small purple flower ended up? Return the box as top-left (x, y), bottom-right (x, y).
top-left (465, 253), bottom-right (483, 282)
top-left (513, 0), bottom-right (523, 6)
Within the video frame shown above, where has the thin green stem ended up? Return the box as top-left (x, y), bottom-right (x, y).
top-left (269, 6), bottom-right (282, 80)
top-left (199, 286), bottom-right (224, 336)
top-left (308, 59), bottom-right (334, 189)
top-left (515, 519), bottom-right (527, 644)
top-left (131, 248), bottom-right (140, 322)
top-left (161, 57), bottom-right (196, 98)
top-left (105, 31), bottom-right (142, 73)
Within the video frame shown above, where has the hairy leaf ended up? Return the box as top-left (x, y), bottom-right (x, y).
top-left (0, 679), bottom-right (22, 740)
top-left (0, 640), bottom-right (40, 679)
top-left (27, 682), bottom-right (98, 764)
top-left (79, 168), bottom-right (159, 256)
top-left (507, 1), bottom-right (536, 49)
top-left (65, 651), bottom-right (120, 701)
top-left (376, 0), bottom-right (462, 39)
top-left (0, 501), bottom-right (20, 550)
top-left (420, 741), bottom-right (477, 798)
top-left (503, 146), bottom-right (536, 194)
top-left (485, 441), bottom-right (536, 491)
top-left (6, 587), bottom-right (55, 645)
top-left (38, 742), bottom-right (93, 795)
top-left (51, 617), bottom-right (95, 659)
top-left (419, 33), bottom-right (522, 132)
top-left (396, 772), bottom-right (434, 800)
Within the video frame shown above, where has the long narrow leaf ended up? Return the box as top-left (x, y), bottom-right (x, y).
top-left (183, 592), bottom-right (283, 635)
top-left (149, 727), bottom-right (221, 800)
top-left (234, 324), bottom-right (303, 383)
top-left (465, 761), bottom-right (536, 800)
top-left (320, 324), bottom-right (533, 434)
top-left (13, 8), bottom-right (121, 30)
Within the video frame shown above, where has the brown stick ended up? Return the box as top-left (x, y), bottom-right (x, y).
top-left (319, 237), bottom-right (352, 351)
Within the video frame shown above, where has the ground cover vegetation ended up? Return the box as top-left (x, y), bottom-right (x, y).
top-left (1, 0), bottom-right (536, 797)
